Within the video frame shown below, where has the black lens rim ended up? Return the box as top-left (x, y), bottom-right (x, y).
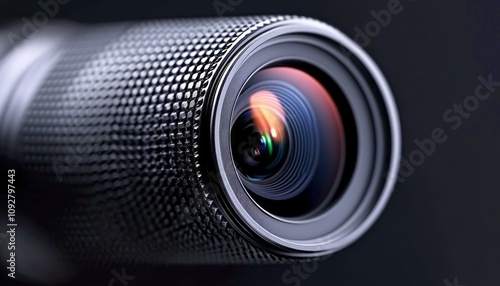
top-left (205, 19), bottom-right (400, 256)
top-left (213, 33), bottom-right (380, 238)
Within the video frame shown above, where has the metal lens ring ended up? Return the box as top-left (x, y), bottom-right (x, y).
top-left (210, 18), bottom-right (400, 256)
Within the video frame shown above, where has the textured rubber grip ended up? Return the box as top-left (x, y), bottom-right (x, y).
top-left (5, 16), bottom-right (299, 264)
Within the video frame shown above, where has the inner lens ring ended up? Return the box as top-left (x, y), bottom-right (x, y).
top-left (232, 80), bottom-right (319, 200)
top-left (230, 64), bottom-right (346, 218)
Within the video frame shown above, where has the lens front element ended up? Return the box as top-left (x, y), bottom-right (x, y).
top-left (231, 66), bottom-right (346, 218)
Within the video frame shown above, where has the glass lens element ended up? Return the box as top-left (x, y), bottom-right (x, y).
top-left (231, 66), bottom-right (346, 217)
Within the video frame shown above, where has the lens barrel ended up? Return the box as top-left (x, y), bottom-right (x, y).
top-left (0, 16), bottom-right (400, 264)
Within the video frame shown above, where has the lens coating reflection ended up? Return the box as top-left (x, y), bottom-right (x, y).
top-left (231, 66), bottom-right (346, 217)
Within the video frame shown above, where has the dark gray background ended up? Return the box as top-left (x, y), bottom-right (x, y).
top-left (1, 0), bottom-right (499, 285)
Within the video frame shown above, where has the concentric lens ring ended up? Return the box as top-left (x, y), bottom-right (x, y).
top-left (230, 66), bottom-right (345, 217)
top-left (232, 80), bottom-right (318, 200)
top-left (211, 18), bottom-right (400, 256)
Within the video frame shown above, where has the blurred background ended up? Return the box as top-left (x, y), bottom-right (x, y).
top-left (0, 0), bottom-right (499, 285)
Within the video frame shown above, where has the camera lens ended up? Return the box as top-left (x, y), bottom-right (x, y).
top-left (230, 66), bottom-right (346, 217)
top-left (0, 16), bottom-right (401, 262)
top-left (212, 18), bottom-right (400, 256)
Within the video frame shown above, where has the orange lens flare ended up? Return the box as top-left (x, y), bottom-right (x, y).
top-left (248, 90), bottom-right (285, 143)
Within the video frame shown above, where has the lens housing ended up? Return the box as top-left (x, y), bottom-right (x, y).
top-left (0, 16), bottom-right (400, 264)
top-left (207, 18), bottom-right (401, 257)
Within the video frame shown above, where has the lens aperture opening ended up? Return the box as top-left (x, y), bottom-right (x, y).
top-left (230, 65), bottom-right (348, 218)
